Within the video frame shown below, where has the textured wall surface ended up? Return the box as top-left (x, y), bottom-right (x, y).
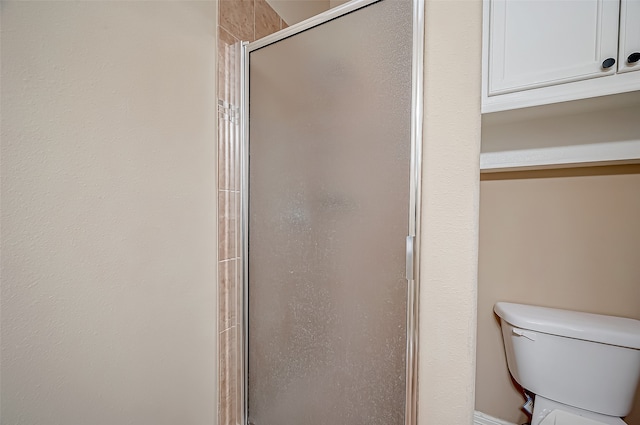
top-left (419, 1), bottom-right (482, 424)
top-left (477, 166), bottom-right (640, 425)
top-left (1, 2), bottom-right (218, 424)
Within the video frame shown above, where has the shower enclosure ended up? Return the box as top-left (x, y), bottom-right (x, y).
top-left (240, 1), bottom-right (424, 424)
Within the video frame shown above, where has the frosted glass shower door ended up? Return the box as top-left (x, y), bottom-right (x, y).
top-left (247, 1), bottom-right (414, 424)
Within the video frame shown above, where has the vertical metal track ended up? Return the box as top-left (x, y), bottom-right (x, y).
top-left (404, 0), bottom-right (425, 424)
top-left (240, 40), bottom-right (249, 425)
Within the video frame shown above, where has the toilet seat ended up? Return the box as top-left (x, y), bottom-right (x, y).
top-left (539, 410), bottom-right (627, 425)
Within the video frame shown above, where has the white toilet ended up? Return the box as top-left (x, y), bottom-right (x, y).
top-left (494, 302), bottom-right (640, 425)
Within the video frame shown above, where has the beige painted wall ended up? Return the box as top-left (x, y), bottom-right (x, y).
top-left (419, 1), bottom-right (482, 424)
top-left (476, 165), bottom-right (640, 425)
top-left (1, 2), bottom-right (218, 424)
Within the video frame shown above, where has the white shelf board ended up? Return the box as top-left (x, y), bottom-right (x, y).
top-left (482, 70), bottom-right (640, 114)
top-left (483, 91), bottom-right (640, 126)
top-left (480, 140), bottom-right (640, 172)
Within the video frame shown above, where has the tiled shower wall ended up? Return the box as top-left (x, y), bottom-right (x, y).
top-left (217, 1), bottom-right (287, 424)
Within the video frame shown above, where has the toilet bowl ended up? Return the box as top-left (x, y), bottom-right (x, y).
top-left (533, 396), bottom-right (625, 425)
top-left (494, 303), bottom-right (640, 425)
top-left (538, 409), bottom-right (621, 425)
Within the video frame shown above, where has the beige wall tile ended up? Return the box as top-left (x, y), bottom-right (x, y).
top-left (219, 259), bottom-right (237, 331)
top-left (255, 0), bottom-right (280, 41)
top-left (219, 326), bottom-right (238, 425)
top-left (218, 190), bottom-right (237, 260)
top-left (218, 26), bottom-right (239, 105)
top-left (220, 0), bottom-right (255, 42)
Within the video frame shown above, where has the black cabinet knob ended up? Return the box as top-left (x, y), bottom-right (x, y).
top-left (602, 57), bottom-right (616, 69)
top-left (628, 52), bottom-right (640, 64)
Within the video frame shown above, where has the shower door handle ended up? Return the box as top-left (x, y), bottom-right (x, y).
top-left (406, 235), bottom-right (415, 281)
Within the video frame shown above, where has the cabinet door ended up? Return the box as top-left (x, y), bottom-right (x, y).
top-left (488, 0), bottom-right (620, 96)
top-left (618, 0), bottom-right (640, 74)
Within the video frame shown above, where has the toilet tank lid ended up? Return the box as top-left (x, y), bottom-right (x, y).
top-left (494, 302), bottom-right (640, 349)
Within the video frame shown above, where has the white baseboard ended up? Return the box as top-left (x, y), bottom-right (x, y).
top-left (474, 410), bottom-right (518, 425)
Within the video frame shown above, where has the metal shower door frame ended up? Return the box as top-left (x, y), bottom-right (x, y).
top-left (239, 1), bottom-right (425, 423)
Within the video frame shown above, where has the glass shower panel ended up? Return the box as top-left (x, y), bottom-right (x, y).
top-left (248, 1), bottom-right (413, 424)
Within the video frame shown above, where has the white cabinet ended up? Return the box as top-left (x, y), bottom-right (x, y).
top-left (618, 0), bottom-right (640, 74)
top-left (483, 0), bottom-right (640, 113)
top-left (487, 0), bottom-right (619, 96)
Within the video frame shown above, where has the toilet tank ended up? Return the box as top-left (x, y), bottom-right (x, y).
top-left (494, 302), bottom-right (640, 417)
